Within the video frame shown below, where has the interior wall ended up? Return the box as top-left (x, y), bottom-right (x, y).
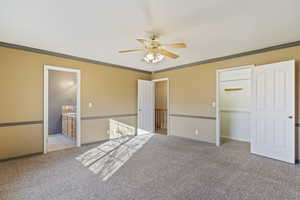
top-left (151, 45), bottom-right (300, 158)
top-left (48, 70), bottom-right (77, 134)
top-left (0, 46), bottom-right (150, 160)
top-left (1, 44), bottom-right (300, 160)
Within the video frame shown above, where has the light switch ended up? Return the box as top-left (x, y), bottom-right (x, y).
top-left (88, 102), bottom-right (93, 108)
top-left (212, 101), bottom-right (216, 108)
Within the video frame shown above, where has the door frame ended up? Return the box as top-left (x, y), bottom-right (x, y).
top-left (152, 78), bottom-right (170, 136)
top-left (215, 65), bottom-right (254, 146)
top-left (43, 65), bottom-right (81, 153)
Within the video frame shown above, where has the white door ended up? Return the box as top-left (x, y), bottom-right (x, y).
top-left (138, 80), bottom-right (155, 134)
top-left (251, 60), bottom-right (295, 163)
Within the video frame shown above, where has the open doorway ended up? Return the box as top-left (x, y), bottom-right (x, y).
top-left (216, 65), bottom-right (253, 146)
top-left (216, 61), bottom-right (295, 164)
top-left (44, 65), bottom-right (81, 153)
top-left (154, 80), bottom-right (168, 134)
top-left (137, 78), bottom-right (169, 135)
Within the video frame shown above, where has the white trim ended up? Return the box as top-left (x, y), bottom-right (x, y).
top-left (217, 65), bottom-right (254, 72)
top-left (44, 65), bottom-right (80, 73)
top-left (152, 78), bottom-right (169, 82)
top-left (152, 78), bottom-right (170, 136)
top-left (220, 109), bottom-right (250, 113)
top-left (216, 65), bottom-right (254, 146)
top-left (43, 65), bottom-right (81, 154)
top-left (43, 68), bottom-right (49, 153)
top-left (137, 81), bottom-right (140, 135)
top-left (216, 71), bottom-right (220, 146)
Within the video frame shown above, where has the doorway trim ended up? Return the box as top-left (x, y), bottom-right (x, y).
top-left (43, 65), bottom-right (81, 153)
top-left (215, 65), bottom-right (254, 146)
top-left (152, 78), bottom-right (170, 136)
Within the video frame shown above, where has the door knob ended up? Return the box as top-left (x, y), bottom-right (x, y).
top-left (288, 115), bottom-right (293, 119)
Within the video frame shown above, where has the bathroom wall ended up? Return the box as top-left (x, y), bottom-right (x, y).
top-left (48, 70), bottom-right (77, 134)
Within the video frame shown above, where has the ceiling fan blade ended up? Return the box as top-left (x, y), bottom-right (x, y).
top-left (159, 49), bottom-right (179, 59)
top-left (162, 43), bottom-right (186, 49)
top-left (119, 49), bottom-right (144, 53)
top-left (136, 39), bottom-right (147, 45)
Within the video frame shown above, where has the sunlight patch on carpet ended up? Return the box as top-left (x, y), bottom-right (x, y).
top-left (76, 133), bottom-right (153, 181)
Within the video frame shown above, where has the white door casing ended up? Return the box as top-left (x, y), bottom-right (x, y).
top-left (44, 65), bottom-right (81, 154)
top-left (216, 65), bottom-right (254, 146)
top-left (138, 80), bottom-right (155, 134)
top-left (251, 60), bottom-right (295, 163)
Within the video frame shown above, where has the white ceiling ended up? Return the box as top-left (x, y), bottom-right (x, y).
top-left (1, 0), bottom-right (300, 72)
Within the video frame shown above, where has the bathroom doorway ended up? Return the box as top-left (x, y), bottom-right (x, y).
top-left (44, 65), bottom-right (81, 153)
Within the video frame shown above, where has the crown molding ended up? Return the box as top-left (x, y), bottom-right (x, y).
top-left (2, 40), bottom-right (300, 74)
top-left (154, 40), bottom-right (300, 73)
top-left (0, 41), bottom-right (151, 74)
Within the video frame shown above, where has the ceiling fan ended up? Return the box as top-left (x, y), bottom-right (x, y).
top-left (118, 34), bottom-right (187, 64)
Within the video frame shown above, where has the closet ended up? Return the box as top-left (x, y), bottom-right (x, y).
top-left (219, 67), bottom-right (251, 143)
top-left (217, 61), bottom-right (295, 163)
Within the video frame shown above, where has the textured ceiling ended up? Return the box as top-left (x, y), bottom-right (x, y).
top-left (1, 0), bottom-right (300, 72)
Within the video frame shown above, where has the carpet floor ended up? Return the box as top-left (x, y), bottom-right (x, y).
top-left (0, 134), bottom-right (299, 200)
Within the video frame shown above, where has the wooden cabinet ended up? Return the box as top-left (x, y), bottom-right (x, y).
top-left (62, 113), bottom-right (76, 139)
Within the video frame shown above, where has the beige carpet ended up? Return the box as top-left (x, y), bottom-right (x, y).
top-left (0, 134), bottom-right (299, 200)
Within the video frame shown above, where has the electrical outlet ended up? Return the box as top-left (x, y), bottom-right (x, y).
top-left (88, 102), bottom-right (93, 108)
top-left (195, 129), bottom-right (199, 135)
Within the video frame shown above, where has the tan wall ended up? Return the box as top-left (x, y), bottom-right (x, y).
top-left (0, 46), bottom-right (150, 160)
top-left (170, 117), bottom-right (216, 142)
top-left (0, 125), bottom-right (43, 159)
top-left (152, 46), bottom-right (300, 146)
top-left (81, 116), bottom-right (136, 144)
top-left (1, 44), bottom-right (300, 160)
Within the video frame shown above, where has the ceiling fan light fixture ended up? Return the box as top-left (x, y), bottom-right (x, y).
top-left (119, 33), bottom-right (186, 63)
top-left (143, 51), bottom-right (164, 64)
